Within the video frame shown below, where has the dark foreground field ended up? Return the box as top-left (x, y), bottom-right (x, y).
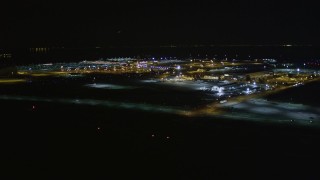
top-left (2, 99), bottom-right (320, 179)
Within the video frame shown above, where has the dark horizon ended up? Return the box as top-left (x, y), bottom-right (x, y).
top-left (1, 0), bottom-right (320, 47)
top-left (0, 44), bottom-right (318, 49)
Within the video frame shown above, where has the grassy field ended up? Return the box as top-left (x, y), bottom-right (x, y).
top-left (1, 98), bottom-right (320, 179)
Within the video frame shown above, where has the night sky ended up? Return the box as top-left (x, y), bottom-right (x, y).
top-left (1, 0), bottom-right (319, 47)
